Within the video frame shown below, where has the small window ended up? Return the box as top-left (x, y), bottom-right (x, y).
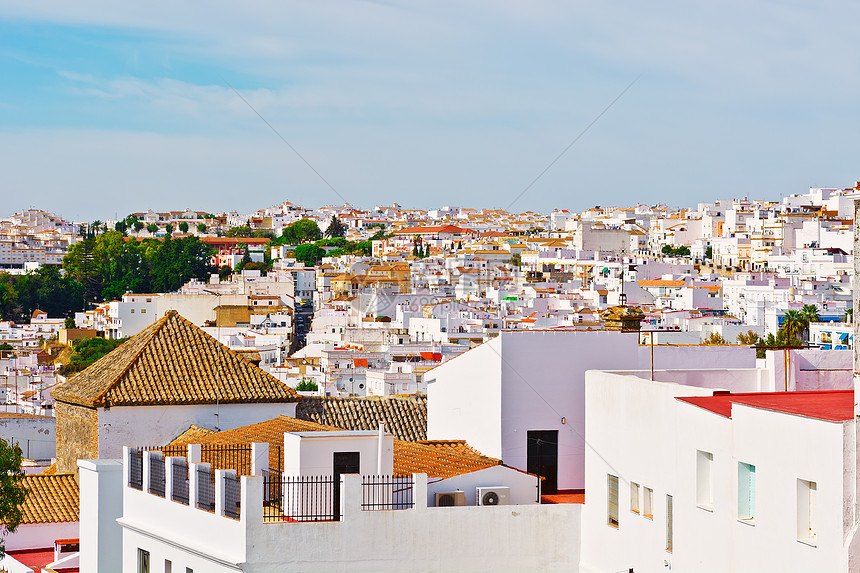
top-left (186, 569), bottom-right (193, 573)
top-left (141, 308), bottom-right (146, 314)
top-left (738, 462), bottom-right (756, 524)
top-left (165, 560), bottom-right (172, 573)
top-left (797, 479), bottom-right (817, 545)
top-left (696, 450), bottom-right (714, 510)
top-left (630, 482), bottom-right (640, 513)
top-left (137, 549), bottom-right (150, 573)
top-left (666, 495), bottom-right (674, 552)
top-left (130, 309), bottom-right (135, 314)
top-left (643, 487), bottom-right (654, 519)
top-left (607, 474), bottom-right (619, 528)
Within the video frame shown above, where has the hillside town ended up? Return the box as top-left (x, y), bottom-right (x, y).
top-left (1, 182), bottom-right (860, 572)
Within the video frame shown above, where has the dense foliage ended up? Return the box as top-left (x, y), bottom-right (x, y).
top-left (63, 231), bottom-right (214, 303)
top-left (0, 266), bottom-right (85, 322)
top-left (661, 244), bottom-right (691, 257)
top-left (59, 336), bottom-right (128, 374)
top-left (0, 438), bottom-right (27, 558)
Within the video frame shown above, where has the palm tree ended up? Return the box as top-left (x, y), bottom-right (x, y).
top-left (780, 310), bottom-right (806, 345)
top-left (800, 304), bottom-right (820, 341)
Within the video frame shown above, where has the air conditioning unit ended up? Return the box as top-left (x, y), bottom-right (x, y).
top-left (477, 486), bottom-right (511, 506)
top-left (434, 491), bottom-right (466, 507)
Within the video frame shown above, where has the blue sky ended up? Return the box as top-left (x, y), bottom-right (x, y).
top-left (1, 1), bottom-right (859, 221)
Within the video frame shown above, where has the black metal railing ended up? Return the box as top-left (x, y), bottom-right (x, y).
top-left (262, 474), bottom-right (337, 523)
top-left (196, 466), bottom-right (215, 512)
top-left (149, 454), bottom-right (165, 497)
top-left (172, 458), bottom-right (189, 505)
top-left (361, 475), bottom-right (414, 511)
top-left (224, 474), bottom-right (241, 519)
top-left (155, 443), bottom-right (254, 475)
top-left (128, 448), bottom-right (143, 490)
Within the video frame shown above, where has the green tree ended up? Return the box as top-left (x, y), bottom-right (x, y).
top-left (197, 223), bottom-right (207, 233)
top-left (146, 223), bottom-right (158, 234)
top-left (736, 330), bottom-right (760, 346)
top-left (291, 219), bottom-right (322, 243)
top-left (178, 221), bottom-right (189, 233)
top-left (510, 253), bottom-right (522, 267)
top-left (295, 378), bottom-right (318, 391)
top-left (705, 246), bottom-right (713, 260)
top-left (294, 244), bottom-right (324, 266)
top-left (325, 215), bottom-right (347, 238)
top-left (800, 304), bottom-right (820, 340)
top-left (225, 225), bottom-right (254, 238)
top-left (164, 224), bottom-right (174, 236)
top-left (780, 310), bottom-right (807, 343)
top-left (703, 332), bottom-right (727, 345)
top-left (0, 438), bottom-right (27, 558)
top-left (64, 316), bottom-right (75, 329)
top-left (133, 221), bottom-right (144, 233)
top-left (114, 220), bottom-right (128, 235)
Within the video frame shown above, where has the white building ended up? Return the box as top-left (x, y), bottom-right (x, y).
top-left (426, 329), bottom-right (757, 492)
top-left (581, 369), bottom-right (858, 573)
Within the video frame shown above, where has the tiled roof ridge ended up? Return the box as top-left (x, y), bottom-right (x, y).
top-left (92, 311), bottom-right (173, 405)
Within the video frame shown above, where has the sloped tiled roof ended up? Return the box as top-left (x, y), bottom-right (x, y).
top-left (295, 394), bottom-right (427, 441)
top-left (168, 415), bottom-right (498, 478)
top-left (170, 424), bottom-right (216, 445)
top-left (18, 474), bottom-right (79, 524)
top-left (51, 310), bottom-right (300, 408)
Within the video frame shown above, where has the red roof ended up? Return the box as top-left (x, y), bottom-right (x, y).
top-left (395, 225), bottom-right (475, 235)
top-left (677, 390), bottom-right (853, 422)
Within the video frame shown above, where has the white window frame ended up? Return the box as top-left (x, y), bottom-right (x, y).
top-left (696, 450), bottom-right (714, 511)
top-left (738, 462), bottom-right (756, 524)
top-left (797, 479), bottom-right (817, 546)
top-left (630, 482), bottom-right (641, 514)
top-left (643, 486), bottom-right (654, 519)
top-left (607, 474), bottom-right (619, 528)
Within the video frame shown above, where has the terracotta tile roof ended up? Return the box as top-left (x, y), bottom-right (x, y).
top-left (39, 463), bottom-right (58, 475)
top-left (18, 474), bottom-right (79, 524)
top-left (295, 394), bottom-right (427, 441)
top-left (172, 415), bottom-right (498, 478)
top-left (169, 424), bottom-right (216, 445)
top-left (51, 310), bottom-right (300, 408)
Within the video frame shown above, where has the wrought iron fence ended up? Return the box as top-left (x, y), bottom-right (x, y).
top-left (262, 473), bottom-right (337, 523)
top-left (196, 466), bottom-right (215, 512)
top-left (361, 475), bottom-right (415, 511)
top-left (224, 474), bottom-right (241, 520)
top-left (128, 448), bottom-right (143, 490)
top-left (171, 458), bottom-right (189, 505)
top-left (149, 454), bottom-right (165, 497)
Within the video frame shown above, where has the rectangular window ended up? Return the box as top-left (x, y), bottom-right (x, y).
top-left (738, 462), bottom-right (756, 523)
top-left (164, 560), bottom-right (172, 573)
top-left (666, 495), bottom-right (674, 552)
top-left (797, 479), bottom-right (817, 545)
top-left (137, 549), bottom-right (150, 573)
top-left (696, 450), bottom-right (714, 510)
top-left (141, 308), bottom-right (146, 314)
top-left (643, 486), bottom-right (654, 519)
top-left (630, 482), bottom-right (640, 514)
top-left (130, 309), bottom-right (135, 314)
top-left (607, 474), bottom-right (619, 528)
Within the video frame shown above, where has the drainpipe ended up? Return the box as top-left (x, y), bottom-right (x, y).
top-left (377, 421), bottom-right (385, 475)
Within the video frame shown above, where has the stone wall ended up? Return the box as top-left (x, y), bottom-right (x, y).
top-left (55, 401), bottom-right (99, 474)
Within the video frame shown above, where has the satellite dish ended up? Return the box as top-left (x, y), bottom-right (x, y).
top-left (482, 491), bottom-right (500, 506)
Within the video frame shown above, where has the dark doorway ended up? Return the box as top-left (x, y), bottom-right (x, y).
top-left (527, 430), bottom-right (558, 495)
top-left (333, 451), bottom-right (360, 520)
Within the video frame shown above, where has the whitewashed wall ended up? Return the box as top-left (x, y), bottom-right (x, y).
top-left (3, 521), bottom-right (79, 552)
top-left (580, 369), bottom-right (855, 573)
top-left (98, 402), bottom-right (297, 457)
top-left (427, 464), bottom-right (540, 506)
top-left (428, 330), bottom-right (756, 490)
top-left (0, 415), bottom-right (55, 459)
top-left (120, 474), bottom-right (581, 573)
